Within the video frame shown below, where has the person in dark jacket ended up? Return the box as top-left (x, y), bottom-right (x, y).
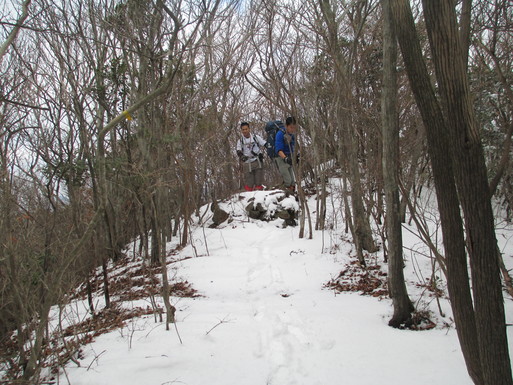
top-left (236, 122), bottom-right (266, 191)
top-left (274, 116), bottom-right (298, 191)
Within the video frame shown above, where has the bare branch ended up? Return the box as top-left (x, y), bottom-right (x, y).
top-left (0, 0), bottom-right (32, 64)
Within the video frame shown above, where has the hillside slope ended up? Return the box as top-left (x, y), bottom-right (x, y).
top-left (45, 189), bottom-right (513, 384)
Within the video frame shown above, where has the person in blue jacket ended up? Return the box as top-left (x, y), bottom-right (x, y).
top-left (275, 116), bottom-right (298, 191)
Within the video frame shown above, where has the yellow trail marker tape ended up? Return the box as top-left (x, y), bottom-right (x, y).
top-left (123, 110), bottom-right (133, 121)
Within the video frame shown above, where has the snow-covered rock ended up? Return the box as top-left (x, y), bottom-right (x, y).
top-left (244, 190), bottom-right (299, 226)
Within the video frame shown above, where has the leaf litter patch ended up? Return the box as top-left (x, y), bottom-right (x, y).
top-left (1, 254), bottom-right (200, 383)
top-left (325, 259), bottom-right (389, 298)
top-left (325, 259), bottom-right (436, 331)
top-left (72, 255), bottom-right (199, 302)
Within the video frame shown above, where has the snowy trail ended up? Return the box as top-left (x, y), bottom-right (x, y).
top-left (172, 223), bottom-right (470, 385)
top-left (174, 223), bottom-right (347, 385)
top-left (245, 239), bottom-right (310, 385)
top-left (58, 195), bottom-right (496, 385)
top-left (175, 220), bottom-right (480, 385)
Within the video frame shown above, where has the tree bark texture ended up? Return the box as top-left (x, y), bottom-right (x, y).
top-left (381, 0), bottom-right (414, 328)
top-left (390, 1), bottom-right (484, 383)
top-left (422, 1), bottom-right (512, 383)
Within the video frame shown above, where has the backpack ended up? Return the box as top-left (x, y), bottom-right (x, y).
top-left (264, 120), bottom-right (285, 158)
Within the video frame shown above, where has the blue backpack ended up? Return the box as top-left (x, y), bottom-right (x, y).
top-left (264, 120), bottom-right (285, 158)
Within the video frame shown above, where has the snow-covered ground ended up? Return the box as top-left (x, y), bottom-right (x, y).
top-left (42, 188), bottom-right (513, 384)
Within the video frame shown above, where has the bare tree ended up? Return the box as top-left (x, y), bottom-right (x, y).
top-left (381, 0), bottom-right (413, 327)
top-left (0, 0), bottom-right (31, 63)
top-left (391, 0), bottom-right (512, 383)
top-left (422, 1), bottom-right (512, 383)
top-left (316, 0), bottom-right (378, 263)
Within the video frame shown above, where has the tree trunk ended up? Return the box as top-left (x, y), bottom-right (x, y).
top-left (319, 0), bottom-right (377, 260)
top-left (422, 1), bottom-right (512, 383)
top-left (152, 194), bottom-right (176, 329)
top-left (381, 0), bottom-right (414, 328)
top-left (22, 299), bottom-right (52, 383)
top-left (399, 135), bottom-right (424, 223)
top-left (101, 253), bottom-right (111, 309)
top-left (391, 1), bottom-right (484, 383)
top-left (348, 123), bottom-right (378, 254)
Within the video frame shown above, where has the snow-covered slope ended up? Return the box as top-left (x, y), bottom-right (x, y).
top-left (45, 189), bottom-right (513, 384)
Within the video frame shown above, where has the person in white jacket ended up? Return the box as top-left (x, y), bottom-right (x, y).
top-left (236, 122), bottom-right (266, 191)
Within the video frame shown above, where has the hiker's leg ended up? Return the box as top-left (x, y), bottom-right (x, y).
top-left (254, 164), bottom-right (264, 188)
top-left (276, 157), bottom-right (293, 187)
top-left (288, 165), bottom-right (296, 187)
top-left (243, 163), bottom-right (253, 191)
top-left (274, 157), bottom-right (286, 187)
top-left (249, 160), bottom-right (260, 188)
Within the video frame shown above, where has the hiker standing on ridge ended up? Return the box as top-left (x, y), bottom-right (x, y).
top-left (236, 122), bottom-right (266, 191)
top-left (275, 116), bottom-right (298, 192)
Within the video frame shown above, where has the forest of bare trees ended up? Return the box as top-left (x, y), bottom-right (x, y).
top-left (1, 0), bottom-right (512, 384)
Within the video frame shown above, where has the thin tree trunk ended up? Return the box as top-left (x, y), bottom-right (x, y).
top-left (381, 0), bottom-right (414, 327)
top-left (399, 137), bottom-right (424, 223)
top-left (296, 132), bottom-right (313, 239)
top-left (348, 124), bottom-right (377, 254)
top-left (101, 254), bottom-right (110, 309)
top-left (22, 299), bottom-right (52, 383)
top-left (319, 0), bottom-right (377, 259)
top-left (489, 119), bottom-right (513, 197)
top-left (86, 276), bottom-right (95, 314)
top-left (152, 194), bottom-right (176, 329)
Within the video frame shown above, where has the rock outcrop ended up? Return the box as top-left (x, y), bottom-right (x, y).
top-left (244, 190), bottom-right (299, 227)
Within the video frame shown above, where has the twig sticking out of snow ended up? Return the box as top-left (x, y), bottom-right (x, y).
top-left (205, 315), bottom-right (232, 336)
